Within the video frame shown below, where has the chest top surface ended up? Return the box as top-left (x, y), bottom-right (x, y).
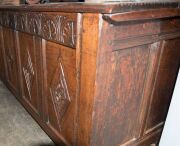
top-left (0, 2), bottom-right (179, 13)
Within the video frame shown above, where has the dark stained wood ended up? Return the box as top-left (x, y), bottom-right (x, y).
top-left (144, 39), bottom-right (180, 134)
top-left (0, 26), bottom-right (6, 80)
top-left (0, 2), bottom-right (179, 14)
top-left (2, 27), bottom-right (19, 96)
top-left (104, 18), bottom-right (180, 50)
top-left (99, 46), bottom-right (149, 146)
top-left (0, 2), bottom-right (179, 146)
top-left (42, 40), bottom-right (76, 146)
top-left (18, 32), bottom-right (42, 115)
top-left (77, 13), bottom-right (100, 146)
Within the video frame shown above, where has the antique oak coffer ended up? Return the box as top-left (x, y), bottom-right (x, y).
top-left (0, 2), bottom-right (180, 146)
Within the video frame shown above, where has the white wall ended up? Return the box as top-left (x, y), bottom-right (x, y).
top-left (159, 69), bottom-right (180, 146)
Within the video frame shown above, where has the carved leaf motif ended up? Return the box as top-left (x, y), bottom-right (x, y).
top-left (23, 49), bottom-right (34, 99)
top-left (41, 14), bottom-right (59, 40)
top-left (2, 11), bottom-right (10, 27)
top-left (61, 20), bottom-right (75, 47)
top-left (27, 13), bottom-right (41, 35)
top-left (9, 12), bottom-right (16, 29)
top-left (41, 15), bottom-right (50, 38)
top-left (49, 19), bottom-right (57, 39)
top-left (1, 12), bottom-right (76, 47)
top-left (50, 59), bottom-right (70, 129)
top-left (16, 13), bottom-right (27, 32)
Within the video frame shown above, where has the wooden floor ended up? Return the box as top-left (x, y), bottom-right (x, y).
top-left (0, 80), bottom-right (55, 146)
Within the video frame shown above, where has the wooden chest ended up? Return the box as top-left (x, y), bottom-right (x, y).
top-left (0, 2), bottom-right (180, 146)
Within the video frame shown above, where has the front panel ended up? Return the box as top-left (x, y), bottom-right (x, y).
top-left (42, 40), bottom-right (76, 145)
top-left (18, 32), bottom-right (42, 115)
top-left (2, 27), bottom-right (19, 96)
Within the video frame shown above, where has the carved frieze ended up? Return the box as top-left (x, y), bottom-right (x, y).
top-left (50, 59), bottom-right (71, 129)
top-left (0, 11), bottom-right (77, 48)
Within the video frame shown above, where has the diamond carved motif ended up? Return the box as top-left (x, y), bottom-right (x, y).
top-left (22, 49), bottom-right (34, 99)
top-left (50, 59), bottom-right (71, 128)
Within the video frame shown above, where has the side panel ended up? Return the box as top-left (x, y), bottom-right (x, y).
top-left (144, 39), bottom-right (180, 134)
top-left (91, 17), bottom-right (180, 146)
top-left (92, 45), bottom-right (150, 146)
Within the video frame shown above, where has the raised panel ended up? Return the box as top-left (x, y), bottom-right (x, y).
top-left (18, 32), bottom-right (41, 115)
top-left (3, 27), bottom-right (19, 95)
top-left (144, 39), bottom-right (180, 134)
top-left (42, 40), bottom-right (76, 144)
top-left (92, 45), bottom-right (150, 146)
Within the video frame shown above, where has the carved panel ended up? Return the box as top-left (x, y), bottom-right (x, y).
top-left (18, 32), bottom-right (41, 115)
top-left (22, 49), bottom-right (35, 100)
top-left (43, 41), bottom-right (76, 143)
top-left (50, 59), bottom-right (71, 129)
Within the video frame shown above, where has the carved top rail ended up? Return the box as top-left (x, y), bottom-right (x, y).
top-left (0, 11), bottom-right (77, 48)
